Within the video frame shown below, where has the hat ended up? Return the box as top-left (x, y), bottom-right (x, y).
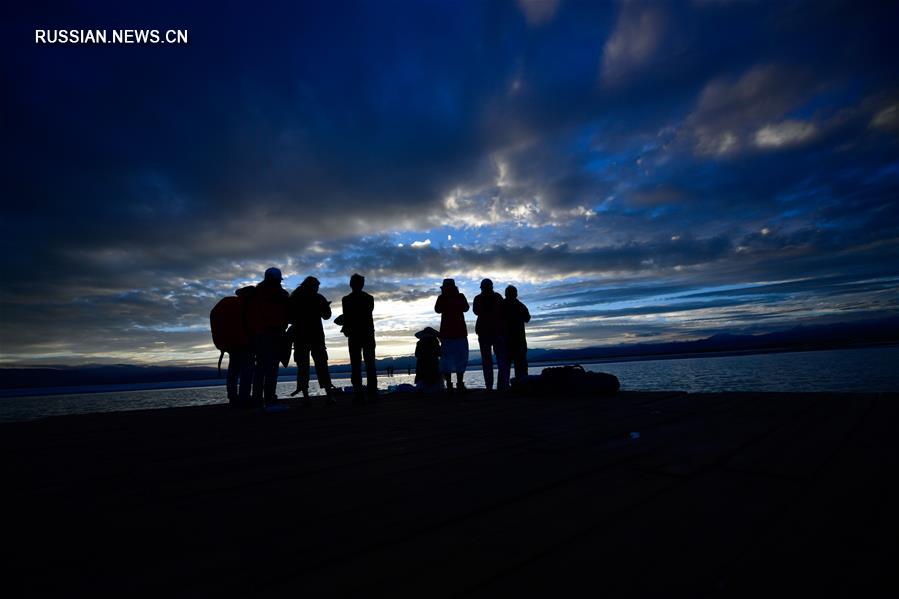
top-left (264, 267), bottom-right (283, 281)
top-left (480, 278), bottom-right (493, 289)
top-left (441, 278), bottom-right (456, 289)
top-left (415, 326), bottom-right (440, 339)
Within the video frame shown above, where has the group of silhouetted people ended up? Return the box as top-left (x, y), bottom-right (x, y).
top-left (219, 268), bottom-right (529, 408)
top-left (418, 277), bottom-right (531, 395)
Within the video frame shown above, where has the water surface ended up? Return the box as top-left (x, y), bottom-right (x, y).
top-left (2, 346), bottom-right (896, 423)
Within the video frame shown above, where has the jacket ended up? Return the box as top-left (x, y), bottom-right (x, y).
top-left (290, 290), bottom-right (331, 344)
top-left (341, 290), bottom-right (375, 339)
top-left (473, 291), bottom-right (505, 340)
top-left (248, 280), bottom-right (289, 335)
top-left (504, 298), bottom-right (531, 347)
top-left (435, 291), bottom-right (469, 339)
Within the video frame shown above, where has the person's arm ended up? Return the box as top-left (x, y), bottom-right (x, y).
top-left (472, 294), bottom-right (481, 316)
top-left (461, 294), bottom-right (470, 312)
top-left (435, 295), bottom-right (443, 313)
top-left (285, 296), bottom-right (295, 325)
top-left (320, 295), bottom-right (332, 320)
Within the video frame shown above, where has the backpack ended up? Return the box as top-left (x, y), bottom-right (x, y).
top-left (210, 295), bottom-right (251, 374)
top-left (511, 364), bottom-right (620, 396)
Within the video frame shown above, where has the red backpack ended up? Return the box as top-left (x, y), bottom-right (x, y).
top-left (210, 294), bottom-right (252, 374)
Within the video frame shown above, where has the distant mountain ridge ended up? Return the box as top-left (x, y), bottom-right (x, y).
top-left (2, 315), bottom-right (898, 391)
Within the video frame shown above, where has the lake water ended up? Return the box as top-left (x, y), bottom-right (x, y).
top-left (1, 346), bottom-right (897, 423)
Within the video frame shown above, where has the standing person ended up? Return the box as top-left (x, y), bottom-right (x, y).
top-left (248, 267), bottom-right (290, 408)
top-left (289, 276), bottom-right (335, 404)
top-left (341, 273), bottom-right (378, 403)
top-left (504, 285), bottom-right (531, 383)
top-left (210, 285), bottom-right (257, 408)
top-left (473, 278), bottom-right (509, 391)
top-left (435, 278), bottom-right (469, 394)
top-left (228, 285), bottom-right (257, 406)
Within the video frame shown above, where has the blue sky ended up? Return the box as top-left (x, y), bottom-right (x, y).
top-left (2, 0), bottom-right (898, 365)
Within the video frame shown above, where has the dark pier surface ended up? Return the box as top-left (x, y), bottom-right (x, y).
top-left (4, 390), bottom-right (898, 596)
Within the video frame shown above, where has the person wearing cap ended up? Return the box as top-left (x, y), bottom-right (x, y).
top-left (289, 276), bottom-right (335, 404)
top-left (435, 278), bottom-right (470, 394)
top-left (341, 273), bottom-right (378, 402)
top-left (249, 267), bottom-right (290, 406)
top-left (504, 285), bottom-right (531, 382)
top-left (473, 278), bottom-right (510, 391)
top-left (414, 326), bottom-right (443, 393)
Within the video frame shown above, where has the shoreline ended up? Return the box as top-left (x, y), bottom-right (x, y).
top-left (2, 342), bottom-right (896, 399)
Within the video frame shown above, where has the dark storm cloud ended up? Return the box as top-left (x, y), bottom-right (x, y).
top-left (2, 0), bottom-right (898, 364)
top-left (324, 234), bottom-right (735, 278)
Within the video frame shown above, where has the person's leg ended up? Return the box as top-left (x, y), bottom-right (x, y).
top-left (510, 352), bottom-right (521, 382)
top-left (226, 351), bottom-right (239, 403)
top-left (348, 337), bottom-right (363, 390)
top-left (311, 343), bottom-right (332, 389)
top-left (495, 337), bottom-right (510, 391)
top-left (238, 350), bottom-right (254, 403)
top-left (263, 335), bottom-right (280, 402)
top-left (296, 343), bottom-right (311, 396)
top-left (478, 338), bottom-right (494, 390)
top-left (517, 345), bottom-right (528, 381)
top-left (363, 337), bottom-right (377, 393)
top-left (251, 336), bottom-right (265, 401)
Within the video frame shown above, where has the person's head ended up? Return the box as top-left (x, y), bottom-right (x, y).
top-left (505, 285), bottom-right (518, 299)
top-left (299, 276), bottom-right (320, 293)
top-left (480, 278), bottom-right (493, 292)
top-left (414, 326), bottom-right (440, 340)
top-left (350, 273), bottom-right (365, 291)
top-left (440, 278), bottom-right (457, 294)
top-left (264, 267), bottom-right (283, 283)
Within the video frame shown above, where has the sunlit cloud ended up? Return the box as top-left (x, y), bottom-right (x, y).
top-left (755, 120), bottom-right (817, 149)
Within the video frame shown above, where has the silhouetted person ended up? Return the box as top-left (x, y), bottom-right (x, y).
top-left (248, 267), bottom-right (289, 407)
top-left (504, 285), bottom-right (531, 382)
top-left (229, 285), bottom-right (257, 406)
top-left (435, 278), bottom-right (469, 394)
top-left (341, 273), bottom-right (377, 402)
top-left (414, 326), bottom-right (443, 393)
top-left (473, 278), bottom-right (509, 391)
top-left (289, 276), bottom-right (335, 404)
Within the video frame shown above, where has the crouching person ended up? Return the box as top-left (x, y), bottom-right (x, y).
top-left (414, 327), bottom-right (444, 394)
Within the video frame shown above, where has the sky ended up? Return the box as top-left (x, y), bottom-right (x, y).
top-left (2, 0), bottom-right (898, 366)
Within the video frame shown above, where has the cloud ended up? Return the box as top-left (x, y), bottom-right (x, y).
top-left (754, 120), bottom-right (818, 148)
top-left (601, 1), bottom-right (667, 85)
top-left (686, 65), bottom-right (816, 156)
top-left (517, 0), bottom-right (560, 26)
top-left (3, 1), bottom-right (899, 366)
top-left (870, 103), bottom-right (899, 132)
